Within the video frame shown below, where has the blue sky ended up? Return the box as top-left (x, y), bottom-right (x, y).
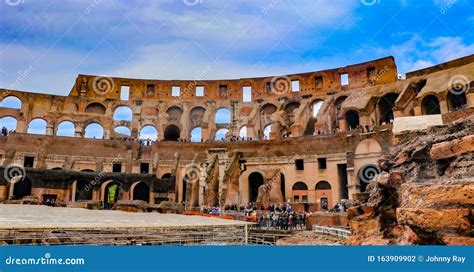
top-left (0, 0), bottom-right (473, 95)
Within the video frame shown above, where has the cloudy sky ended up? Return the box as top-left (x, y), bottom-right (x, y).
top-left (0, 0), bottom-right (473, 95)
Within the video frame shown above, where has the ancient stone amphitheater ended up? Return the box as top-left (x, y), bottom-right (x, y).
top-left (0, 54), bottom-right (472, 245)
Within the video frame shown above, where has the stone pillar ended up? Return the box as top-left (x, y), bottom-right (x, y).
top-left (338, 118), bottom-right (346, 131)
top-left (46, 124), bottom-right (54, 136)
top-left (181, 104), bottom-right (191, 140)
top-left (16, 119), bottom-right (27, 133)
top-left (414, 106), bottom-right (422, 116)
top-left (346, 167), bottom-right (357, 199)
top-left (466, 92), bottom-right (474, 107)
top-left (439, 99), bottom-right (449, 114)
top-left (75, 124), bottom-right (83, 138)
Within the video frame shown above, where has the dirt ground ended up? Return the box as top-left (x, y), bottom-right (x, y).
top-left (276, 231), bottom-right (345, 245)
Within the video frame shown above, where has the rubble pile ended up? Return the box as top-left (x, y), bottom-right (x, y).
top-left (347, 116), bottom-right (473, 245)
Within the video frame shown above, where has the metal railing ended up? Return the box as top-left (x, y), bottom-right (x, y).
top-left (312, 225), bottom-right (351, 239)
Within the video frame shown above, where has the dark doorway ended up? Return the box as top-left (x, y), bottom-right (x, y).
top-left (345, 110), bottom-right (360, 129)
top-left (12, 178), bottom-right (31, 200)
top-left (75, 179), bottom-right (93, 201)
top-left (164, 125), bottom-right (180, 141)
top-left (280, 173), bottom-right (286, 201)
top-left (448, 91), bottom-right (467, 112)
top-left (337, 164), bottom-right (348, 199)
top-left (248, 172), bottom-right (264, 203)
top-left (421, 95), bottom-right (441, 115)
top-left (378, 93), bottom-right (399, 125)
top-left (182, 178), bottom-right (187, 202)
top-left (104, 182), bottom-right (119, 208)
top-left (140, 163), bottom-right (149, 174)
top-left (133, 182), bottom-right (150, 202)
top-left (42, 194), bottom-right (57, 206)
top-left (23, 156), bottom-right (34, 167)
top-left (112, 163), bottom-right (122, 173)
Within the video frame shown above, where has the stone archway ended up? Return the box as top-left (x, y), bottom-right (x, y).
top-left (248, 172), bottom-right (264, 203)
top-left (292, 182), bottom-right (308, 203)
top-left (101, 180), bottom-right (120, 208)
top-left (164, 125), bottom-right (180, 141)
top-left (421, 95), bottom-right (441, 115)
top-left (132, 181), bottom-right (150, 202)
top-left (12, 177), bottom-right (32, 200)
top-left (315, 181), bottom-right (332, 210)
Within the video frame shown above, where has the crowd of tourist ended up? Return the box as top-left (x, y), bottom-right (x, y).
top-left (1, 127), bottom-right (15, 136)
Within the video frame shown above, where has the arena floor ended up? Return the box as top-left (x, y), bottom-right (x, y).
top-left (0, 204), bottom-right (249, 229)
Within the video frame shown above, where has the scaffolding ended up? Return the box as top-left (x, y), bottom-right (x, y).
top-left (0, 224), bottom-right (249, 245)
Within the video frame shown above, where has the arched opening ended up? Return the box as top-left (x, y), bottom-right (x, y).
top-left (0, 96), bottom-right (22, 109)
top-left (421, 95), bottom-right (441, 115)
top-left (132, 182), bottom-right (150, 202)
top-left (114, 126), bottom-right (131, 136)
top-left (113, 106), bottom-right (133, 121)
top-left (161, 173), bottom-right (172, 179)
top-left (263, 124), bottom-right (272, 140)
top-left (260, 103), bottom-right (277, 122)
top-left (166, 106), bottom-right (183, 122)
top-left (75, 179), bottom-right (93, 201)
top-left (215, 108), bottom-right (231, 124)
top-left (284, 102), bottom-right (300, 115)
top-left (334, 96), bottom-right (348, 128)
top-left (378, 93), bottom-right (399, 125)
top-left (56, 121), bottom-right (75, 137)
top-left (239, 126), bottom-right (248, 138)
top-left (164, 124), bottom-right (180, 141)
top-left (447, 91), bottom-right (467, 112)
top-left (280, 173), bottom-right (286, 201)
top-left (27, 118), bottom-right (47, 135)
top-left (12, 178), bottom-right (32, 200)
top-left (190, 106), bottom-right (206, 127)
top-left (292, 182), bottom-right (308, 203)
top-left (345, 110), bottom-right (360, 129)
top-left (84, 123), bottom-right (104, 139)
top-left (182, 178), bottom-right (187, 202)
top-left (248, 172), bottom-right (264, 203)
top-left (85, 102), bottom-right (106, 115)
top-left (214, 128), bottom-right (228, 141)
top-left (139, 125), bottom-right (158, 141)
top-left (51, 167), bottom-right (62, 170)
top-left (0, 116), bottom-right (17, 131)
top-left (190, 127), bottom-right (202, 142)
top-left (312, 100), bottom-right (324, 118)
top-left (104, 181), bottom-right (119, 208)
top-left (315, 181), bottom-right (332, 210)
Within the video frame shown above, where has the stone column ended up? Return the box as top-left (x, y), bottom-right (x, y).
top-left (181, 104), bottom-right (191, 140)
top-left (466, 92), bottom-right (474, 107)
top-left (46, 124), bottom-right (54, 136)
top-left (439, 99), bottom-right (449, 114)
top-left (346, 167), bottom-right (357, 199)
top-left (414, 106), bottom-right (422, 116)
top-left (75, 124), bottom-right (83, 138)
